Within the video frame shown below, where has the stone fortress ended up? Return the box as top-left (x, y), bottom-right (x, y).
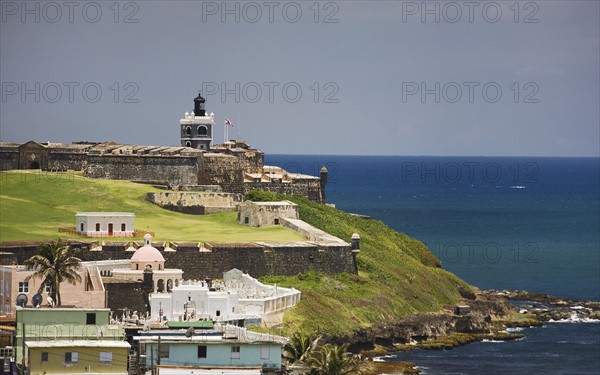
top-left (0, 93), bottom-right (359, 278)
top-left (0, 93), bottom-right (327, 202)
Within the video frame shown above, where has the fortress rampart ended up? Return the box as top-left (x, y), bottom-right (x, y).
top-left (0, 239), bottom-right (358, 279)
top-left (0, 140), bottom-right (326, 202)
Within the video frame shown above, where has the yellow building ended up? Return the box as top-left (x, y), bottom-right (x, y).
top-left (26, 340), bottom-right (130, 375)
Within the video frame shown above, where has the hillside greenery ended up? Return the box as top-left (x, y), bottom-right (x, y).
top-left (246, 191), bottom-right (472, 336)
top-left (0, 171), bottom-right (472, 338)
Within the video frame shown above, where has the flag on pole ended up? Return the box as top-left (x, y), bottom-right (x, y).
top-left (224, 118), bottom-right (234, 127)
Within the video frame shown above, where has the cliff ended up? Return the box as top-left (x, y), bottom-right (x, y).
top-left (248, 191), bottom-right (476, 337)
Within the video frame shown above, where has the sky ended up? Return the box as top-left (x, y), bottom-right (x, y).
top-left (1, 0), bottom-right (598, 156)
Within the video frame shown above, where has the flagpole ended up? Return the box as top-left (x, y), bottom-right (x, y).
top-left (223, 118), bottom-right (226, 145)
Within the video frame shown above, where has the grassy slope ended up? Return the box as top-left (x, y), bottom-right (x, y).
top-left (249, 191), bottom-right (473, 337)
top-left (0, 171), bottom-right (303, 243)
top-left (1, 171), bottom-right (473, 338)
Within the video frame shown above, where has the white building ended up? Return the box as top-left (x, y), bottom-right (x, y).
top-left (180, 93), bottom-right (215, 150)
top-left (237, 201), bottom-right (299, 227)
top-left (150, 269), bottom-right (301, 327)
top-left (75, 212), bottom-right (135, 237)
top-left (111, 234), bottom-right (183, 293)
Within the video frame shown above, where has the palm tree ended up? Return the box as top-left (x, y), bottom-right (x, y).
top-left (24, 239), bottom-right (82, 306)
top-left (283, 331), bottom-right (320, 366)
top-left (305, 344), bottom-right (358, 375)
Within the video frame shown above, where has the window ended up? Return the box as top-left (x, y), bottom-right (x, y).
top-left (121, 223), bottom-right (126, 231)
top-left (80, 223), bottom-right (84, 232)
top-left (18, 282), bottom-right (28, 293)
top-left (45, 281), bottom-right (52, 293)
top-left (244, 217), bottom-right (249, 224)
top-left (41, 352), bottom-right (49, 362)
top-left (274, 218), bottom-right (280, 225)
top-left (231, 346), bottom-right (240, 359)
top-left (99, 352), bottom-right (113, 364)
top-left (185, 126), bottom-right (191, 135)
top-left (65, 352), bottom-right (78, 364)
top-left (186, 141), bottom-right (192, 147)
top-left (95, 223), bottom-right (100, 232)
top-left (197, 345), bottom-right (207, 358)
top-left (260, 346), bottom-right (270, 360)
top-left (86, 313), bottom-right (96, 325)
top-left (216, 310), bottom-right (221, 317)
top-left (159, 344), bottom-right (170, 359)
top-left (198, 126), bottom-right (207, 136)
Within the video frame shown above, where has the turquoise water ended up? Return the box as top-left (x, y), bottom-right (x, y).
top-left (266, 155), bottom-right (600, 374)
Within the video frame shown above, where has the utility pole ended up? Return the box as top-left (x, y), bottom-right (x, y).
top-left (150, 343), bottom-right (154, 375)
top-left (21, 323), bottom-right (25, 375)
top-left (157, 336), bottom-right (161, 366)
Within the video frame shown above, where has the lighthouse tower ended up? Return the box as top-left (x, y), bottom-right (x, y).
top-left (180, 93), bottom-right (215, 150)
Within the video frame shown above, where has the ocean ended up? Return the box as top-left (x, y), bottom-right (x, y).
top-left (265, 155), bottom-right (600, 375)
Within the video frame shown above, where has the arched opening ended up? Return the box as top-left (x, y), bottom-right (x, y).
top-left (198, 126), bottom-right (207, 136)
top-left (186, 141), bottom-right (192, 147)
top-left (157, 279), bottom-right (165, 293)
top-left (185, 126), bottom-right (191, 135)
top-left (167, 279), bottom-right (173, 292)
top-left (29, 161), bottom-right (40, 169)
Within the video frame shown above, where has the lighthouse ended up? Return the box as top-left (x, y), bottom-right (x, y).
top-left (180, 92), bottom-right (215, 150)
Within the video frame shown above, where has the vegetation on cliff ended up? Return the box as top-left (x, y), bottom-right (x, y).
top-left (246, 190), bottom-right (474, 336)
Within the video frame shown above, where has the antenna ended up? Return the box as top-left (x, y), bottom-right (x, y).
top-left (16, 294), bottom-right (28, 307)
top-left (185, 327), bottom-right (194, 339)
top-left (32, 294), bottom-right (43, 308)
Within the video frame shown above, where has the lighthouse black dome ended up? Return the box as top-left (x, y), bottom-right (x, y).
top-left (194, 93), bottom-right (206, 116)
top-left (194, 93), bottom-right (205, 103)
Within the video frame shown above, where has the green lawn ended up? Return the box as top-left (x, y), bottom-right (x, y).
top-left (0, 170), bottom-right (303, 243)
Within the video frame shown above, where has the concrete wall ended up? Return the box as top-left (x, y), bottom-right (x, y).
top-left (0, 240), bottom-right (358, 280)
top-left (84, 154), bottom-right (199, 186)
top-left (146, 191), bottom-right (242, 215)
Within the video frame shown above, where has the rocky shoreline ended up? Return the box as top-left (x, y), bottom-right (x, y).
top-left (328, 290), bottom-right (600, 374)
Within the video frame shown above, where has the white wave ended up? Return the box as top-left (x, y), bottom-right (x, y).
top-left (548, 312), bottom-right (600, 323)
top-left (510, 185), bottom-right (526, 189)
top-left (482, 339), bottom-right (505, 343)
top-left (372, 355), bottom-right (394, 362)
top-left (503, 327), bottom-right (525, 333)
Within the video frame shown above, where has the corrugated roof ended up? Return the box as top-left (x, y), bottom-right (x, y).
top-left (25, 340), bottom-right (130, 348)
top-left (158, 368), bottom-right (262, 375)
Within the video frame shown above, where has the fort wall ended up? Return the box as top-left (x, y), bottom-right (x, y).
top-left (84, 154), bottom-right (199, 186)
top-left (198, 153), bottom-right (245, 193)
top-left (0, 241), bottom-right (358, 278)
top-left (146, 191), bottom-right (242, 214)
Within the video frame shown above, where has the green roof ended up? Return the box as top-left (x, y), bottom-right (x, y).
top-left (166, 320), bottom-right (214, 329)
